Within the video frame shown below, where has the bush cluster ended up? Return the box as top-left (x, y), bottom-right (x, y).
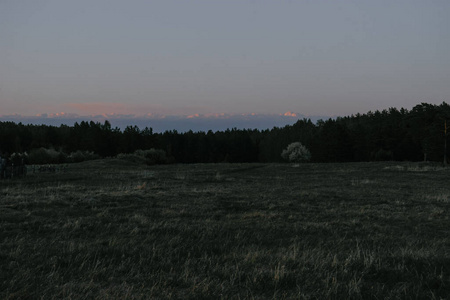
top-left (27, 148), bottom-right (99, 164)
top-left (68, 150), bottom-right (100, 163)
top-left (18, 147), bottom-right (169, 165)
top-left (28, 148), bottom-right (65, 164)
top-left (117, 149), bottom-right (169, 165)
top-left (9, 152), bottom-right (29, 165)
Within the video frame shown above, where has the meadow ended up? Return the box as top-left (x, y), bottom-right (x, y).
top-left (1, 160), bottom-right (449, 299)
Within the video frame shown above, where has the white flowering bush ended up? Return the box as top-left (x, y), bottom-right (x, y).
top-left (281, 142), bottom-right (311, 163)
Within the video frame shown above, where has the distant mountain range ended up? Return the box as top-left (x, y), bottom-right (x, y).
top-left (0, 112), bottom-right (331, 133)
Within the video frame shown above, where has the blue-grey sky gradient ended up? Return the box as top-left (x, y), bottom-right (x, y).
top-left (1, 0), bottom-right (449, 118)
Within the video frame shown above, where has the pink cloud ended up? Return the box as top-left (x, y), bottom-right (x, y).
top-left (62, 102), bottom-right (214, 116)
top-left (283, 112), bottom-right (298, 117)
top-left (187, 114), bottom-right (201, 119)
top-left (2, 101), bottom-right (304, 123)
top-left (64, 103), bottom-right (131, 115)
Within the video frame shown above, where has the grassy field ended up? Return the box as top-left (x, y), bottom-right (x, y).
top-left (1, 160), bottom-right (450, 299)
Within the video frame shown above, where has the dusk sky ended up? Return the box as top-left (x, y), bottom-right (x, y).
top-left (1, 0), bottom-right (449, 130)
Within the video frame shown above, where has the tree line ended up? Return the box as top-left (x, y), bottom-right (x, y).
top-left (1, 102), bottom-right (449, 164)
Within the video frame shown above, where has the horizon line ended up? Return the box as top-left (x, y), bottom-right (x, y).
top-left (0, 111), bottom-right (324, 120)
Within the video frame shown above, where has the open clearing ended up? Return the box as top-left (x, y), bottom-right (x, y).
top-left (1, 160), bottom-right (449, 299)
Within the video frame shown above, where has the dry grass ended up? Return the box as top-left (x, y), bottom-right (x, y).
top-left (1, 160), bottom-right (450, 299)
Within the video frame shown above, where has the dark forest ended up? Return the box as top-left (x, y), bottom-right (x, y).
top-left (1, 102), bottom-right (449, 164)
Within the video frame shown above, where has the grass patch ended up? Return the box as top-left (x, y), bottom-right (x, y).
top-left (1, 160), bottom-right (450, 299)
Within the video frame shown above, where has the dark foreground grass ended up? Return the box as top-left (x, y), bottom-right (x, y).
top-left (1, 160), bottom-right (450, 299)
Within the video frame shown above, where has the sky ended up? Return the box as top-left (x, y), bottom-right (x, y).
top-left (1, 0), bottom-right (449, 131)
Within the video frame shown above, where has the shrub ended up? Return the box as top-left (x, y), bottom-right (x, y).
top-left (116, 152), bottom-right (146, 164)
top-left (28, 148), bottom-right (65, 164)
top-left (371, 149), bottom-right (393, 161)
top-left (143, 148), bottom-right (167, 165)
top-left (68, 150), bottom-right (99, 163)
top-left (10, 152), bottom-right (29, 165)
top-left (117, 149), bottom-right (168, 165)
top-left (281, 142), bottom-right (311, 163)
